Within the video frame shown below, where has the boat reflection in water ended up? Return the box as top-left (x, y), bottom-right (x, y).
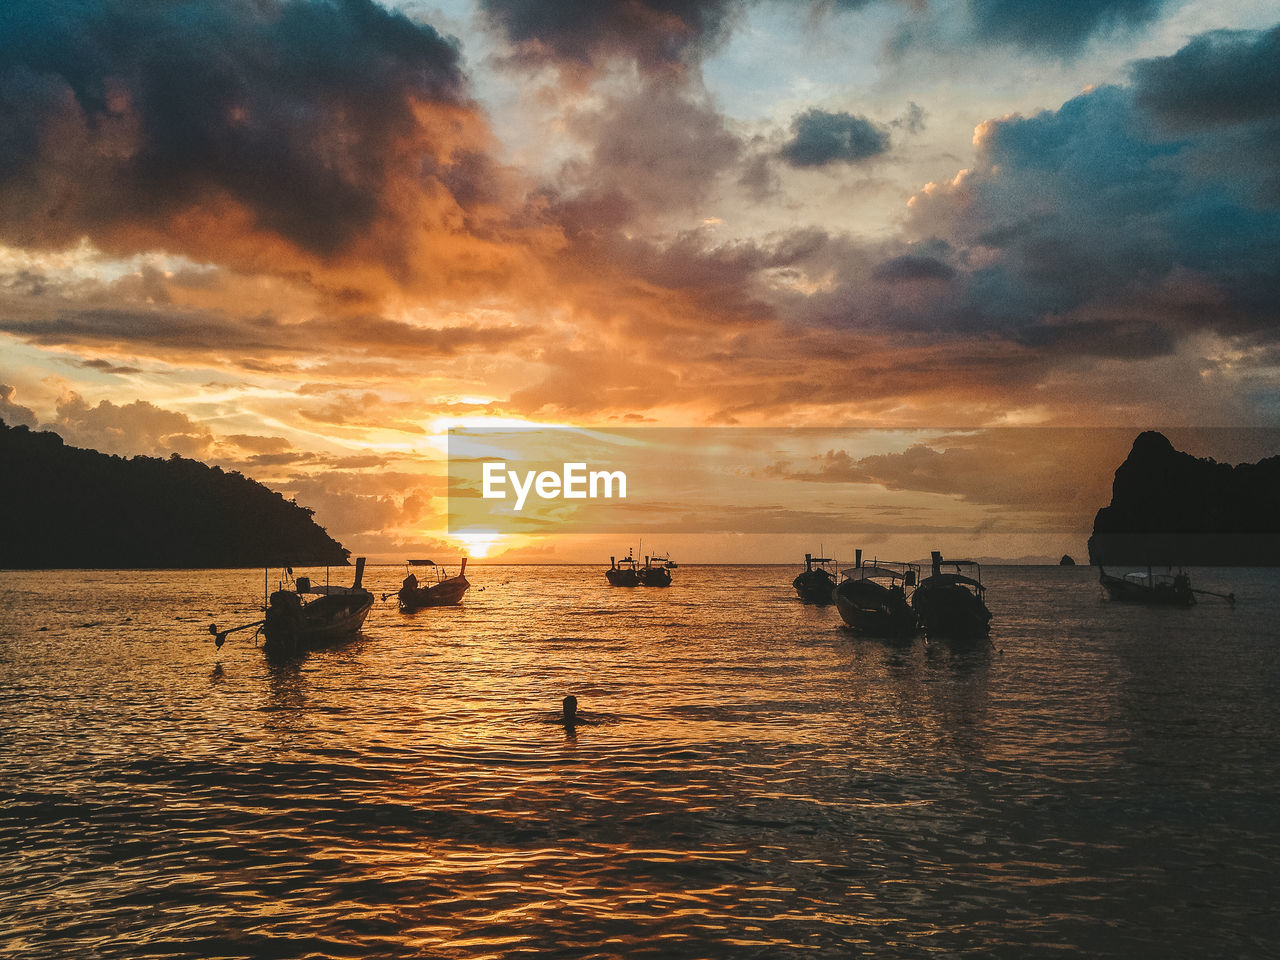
top-left (833, 549), bottom-right (919, 638)
top-left (792, 552), bottom-right (836, 604)
top-left (912, 551), bottom-right (992, 642)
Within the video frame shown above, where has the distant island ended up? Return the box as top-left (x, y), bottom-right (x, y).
top-left (0, 419), bottom-right (348, 569)
top-left (1088, 431), bottom-right (1280, 566)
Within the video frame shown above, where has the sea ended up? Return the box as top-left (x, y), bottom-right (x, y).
top-left (1, 564), bottom-right (1277, 959)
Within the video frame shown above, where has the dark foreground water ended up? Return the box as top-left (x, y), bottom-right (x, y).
top-left (1, 564), bottom-right (1278, 959)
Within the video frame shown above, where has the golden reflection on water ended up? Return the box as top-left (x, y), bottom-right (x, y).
top-left (0, 565), bottom-right (1277, 958)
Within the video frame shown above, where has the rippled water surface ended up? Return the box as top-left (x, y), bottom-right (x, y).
top-left (2, 564), bottom-right (1279, 958)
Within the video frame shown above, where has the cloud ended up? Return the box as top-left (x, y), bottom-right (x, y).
top-left (785, 429), bottom-right (1138, 524)
top-left (71, 358), bottom-right (143, 375)
top-left (1015, 317), bottom-right (1175, 360)
top-left (1130, 25), bottom-right (1280, 204)
top-left (224, 434), bottom-right (294, 455)
top-left (286, 471), bottom-right (435, 537)
top-left (480, 0), bottom-right (739, 71)
top-left (560, 78), bottom-right (743, 221)
top-left (780, 109), bottom-right (891, 167)
top-left (43, 392), bottom-right (215, 458)
top-left (967, 0), bottom-right (1165, 54)
top-left (904, 48), bottom-right (1280, 350)
top-left (1132, 25), bottom-right (1280, 129)
top-left (872, 253), bottom-right (955, 283)
top-left (0, 383), bottom-right (37, 427)
top-left (891, 101), bottom-right (926, 135)
top-left (0, 305), bottom-right (530, 364)
top-left (0, 0), bottom-right (549, 302)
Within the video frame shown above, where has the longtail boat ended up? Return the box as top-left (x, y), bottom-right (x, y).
top-left (210, 558), bottom-right (374, 654)
top-left (833, 549), bottom-right (918, 637)
top-left (394, 558), bottom-right (470, 610)
top-left (638, 554), bottom-right (674, 587)
top-left (1098, 566), bottom-right (1195, 606)
top-left (911, 551), bottom-right (992, 641)
top-left (606, 552), bottom-right (640, 586)
top-left (793, 552), bottom-right (836, 604)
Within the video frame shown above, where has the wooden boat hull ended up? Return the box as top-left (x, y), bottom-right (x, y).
top-left (263, 589), bottom-right (374, 653)
top-left (834, 578), bottom-right (916, 637)
top-left (912, 582), bottom-right (991, 640)
top-left (793, 569), bottom-right (836, 604)
top-left (606, 568), bottom-right (639, 587)
top-left (1100, 572), bottom-right (1195, 607)
top-left (638, 566), bottom-right (672, 587)
top-left (398, 574), bottom-right (470, 610)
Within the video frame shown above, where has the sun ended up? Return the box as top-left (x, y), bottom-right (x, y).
top-left (452, 531), bottom-right (506, 559)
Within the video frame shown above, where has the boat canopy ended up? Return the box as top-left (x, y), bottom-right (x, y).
top-left (1124, 570), bottom-right (1177, 584)
top-left (407, 559), bottom-right (436, 566)
top-left (842, 563), bottom-right (911, 580)
top-left (925, 572), bottom-right (984, 590)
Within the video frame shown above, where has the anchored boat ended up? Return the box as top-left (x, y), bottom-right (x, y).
top-left (793, 552), bottom-right (837, 604)
top-left (912, 551), bottom-right (992, 641)
top-left (394, 558), bottom-right (470, 610)
top-left (833, 549), bottom-right (918, 637)
top-left (210, 558), bottom-right (374, 655)
top-left (1098, 567), bottom-right (1195, 606)
top-left (606, 552), bottom-right (640, 587)
top-left (638, 554), bottom-right (674, 587)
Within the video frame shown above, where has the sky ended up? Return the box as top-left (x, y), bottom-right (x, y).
top-left (2, 0), bottom-right (1279, 562)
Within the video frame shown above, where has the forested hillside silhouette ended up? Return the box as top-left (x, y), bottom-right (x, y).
top-left (1, 419), bottom-right (348, 568)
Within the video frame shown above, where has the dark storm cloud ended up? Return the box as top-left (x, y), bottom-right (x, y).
top-left (480, 0), bottom-right (737, 69)
top-left (907, 67), bottom-right (1280, 348)
top-left (1130, 25), bottom-right (1280, 205)
top-left (872, 254), bottom-right (954, 283)
top-left (780, 109), bottom-right (891, 167)
top-left (1015, 318), bottom-right (1176, 360)
top-left (0, 0), bottom-right (465, 255)
top-left (968, 0), bottom-right (1164, 54)
top-left (1131, 25), bottom-right (1280, 129)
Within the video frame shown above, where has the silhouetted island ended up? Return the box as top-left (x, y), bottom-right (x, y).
top-left (1, 419), bottom-right (348, 569)
top-left (1088, 431), bottom-right (1280, 566)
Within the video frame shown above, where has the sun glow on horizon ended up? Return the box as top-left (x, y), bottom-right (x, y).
top-left (452, 531), bottom-right (507, 558)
